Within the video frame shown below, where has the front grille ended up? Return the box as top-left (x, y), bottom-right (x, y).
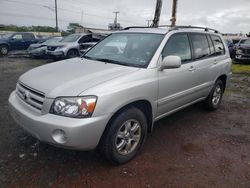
top-left (47, 46), bottom-right (57, 51)
top-left (16, 82), bottom-right (45, 111)
top-left (243, 49), bottom-right (250, 54)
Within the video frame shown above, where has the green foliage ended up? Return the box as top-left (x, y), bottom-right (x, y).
top-left (0, 24), bottom-right (57, 32)
top-left (232, 63), bottom-right (250, 74)
top-left (67, 23), bottom-right (83, 34)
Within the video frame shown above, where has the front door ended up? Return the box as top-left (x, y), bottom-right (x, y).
top-left (9, 34), bottom-right (25, 50)
top-left (157, 33), bottom-right (202, 118)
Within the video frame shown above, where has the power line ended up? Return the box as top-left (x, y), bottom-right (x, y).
top-left (2, 0), bottom-right (141, 25)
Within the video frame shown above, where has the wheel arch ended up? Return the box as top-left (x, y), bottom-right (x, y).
top-left (216, 74), bottom-right (227, 92)
top-left (98, 99), bottom-right (154, 146)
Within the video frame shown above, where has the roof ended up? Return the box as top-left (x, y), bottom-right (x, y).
top-left (117, 27), bottom-right (168, 34)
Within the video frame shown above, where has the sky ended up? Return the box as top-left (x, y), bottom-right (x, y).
top-left (0, 0), bottom-right (250, 33)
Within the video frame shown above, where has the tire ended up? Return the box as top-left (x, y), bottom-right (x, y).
top-left (67, 49), bottom-right (79, 59)
top-left (99, 107), bottom-right (147, 165)
top-left (204, 80), bottom-right (224, 111)
top-left (0, 45), bottom-right (9, 56)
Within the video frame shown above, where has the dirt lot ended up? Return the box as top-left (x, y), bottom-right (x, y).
top-left (0, 57), bottom-right (250, 188)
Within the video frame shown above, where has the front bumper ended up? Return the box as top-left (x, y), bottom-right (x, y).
top-left (8, 91), bottom-right (111, 150)
top-left (235, 54), bottom-right (250, 61)
top-left (46, 50), bottom-right (65, 58)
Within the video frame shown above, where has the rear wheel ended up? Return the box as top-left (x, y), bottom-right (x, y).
top-left (0, 45), bottom-right (9, 55)
top-left (67, 49), bottom-right (79, 59)
top-left (204, 80), bottom-right (224, 111)
top-left (99, 107), bottom-right (147, 165)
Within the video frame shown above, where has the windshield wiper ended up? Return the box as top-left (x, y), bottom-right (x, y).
top-left (82, 56), bottom-right (143, 68)
top-left (96, 58), bottom-right (131, 66)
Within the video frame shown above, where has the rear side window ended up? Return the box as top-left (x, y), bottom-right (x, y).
top-left (162, 34), bottom-right (191, 63)
top-left (207, 35), bottom-right (215, 55)
top-left (189, 34), bottom-right (210, 60)
top-left (78, 36), bottom-right (92, 43)
top-left (211, 35), bottom-right (225, 55)
top-left (22, 33), bottom-right (34, 41)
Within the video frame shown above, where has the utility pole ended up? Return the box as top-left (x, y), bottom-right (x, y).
top-left (113, 11), bottom-right (120, 26)
top-left (146, 20), bottom-right (152, 27)
top-left (55, 0), bottom-right (58, 32)
top-left (152, 0), bottom-right (162, 27)
top-left (170, 0), bottom-right (178, 27)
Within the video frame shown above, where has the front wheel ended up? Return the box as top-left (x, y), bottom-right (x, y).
top-left (0, 45), bottom-right (9, 56)
top-left (99, 107), bottom-right (147, 165)
top-left (67, 49), bottom-right (79, 59)
top-left (204, 80), bottom-right (224, 111)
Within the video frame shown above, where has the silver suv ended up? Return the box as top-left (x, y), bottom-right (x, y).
top-left (9, 26), bottom-right (232, 164)
top-left (46, 34), bottom-right (102, 59)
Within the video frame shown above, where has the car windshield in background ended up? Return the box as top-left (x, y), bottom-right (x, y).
top-left (83, 33), bottom-right (164, 68)
top-left (240, 39), bottom-right (250, 45)
top-left (61, 34), bottom-right (81, 42)
top-left (43, 37), bottom-right (62, 45)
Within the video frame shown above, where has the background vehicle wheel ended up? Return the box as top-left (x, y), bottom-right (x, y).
top-left (67, 49), bottom-right (79, 58)
top-left (204, 80), bottom-right (224, 111)
top-left (0, 45), bottom-right (9, 56)
top-left (99, 107), bottom-right (147, 165)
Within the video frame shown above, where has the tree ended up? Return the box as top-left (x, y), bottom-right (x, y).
top-left (0, 24), bottom-right (57, 32)
top-left (67, 23), bottom-right (83, 34)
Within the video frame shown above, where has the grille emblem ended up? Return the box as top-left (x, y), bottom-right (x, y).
top-left (23, 90), bottom-right (30, 100)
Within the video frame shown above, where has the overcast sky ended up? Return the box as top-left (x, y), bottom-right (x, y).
top-left (0, 0), bottom-right (250, 33)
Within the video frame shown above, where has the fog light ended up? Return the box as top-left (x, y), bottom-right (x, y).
top-left (52, 129), bottom-right (67, 144)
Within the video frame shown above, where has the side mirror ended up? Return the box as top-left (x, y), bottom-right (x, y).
top-left (159, 56), bottom-right (181, 71)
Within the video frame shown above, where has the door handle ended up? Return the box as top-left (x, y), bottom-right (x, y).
top-left (189, 66), bottom-right (196, 72)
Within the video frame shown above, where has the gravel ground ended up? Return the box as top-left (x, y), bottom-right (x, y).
top-left (0, 57), bottom-right (250, 188)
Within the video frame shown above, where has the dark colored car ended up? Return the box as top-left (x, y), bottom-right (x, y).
top-left (224, 38), bottom-right (236, 59)
top-left (235, 38), bottom-right (250, 63)
top-left (28, 37), bottom-right (63, 58)
top-left (0, 32), bottom-right (42, 55)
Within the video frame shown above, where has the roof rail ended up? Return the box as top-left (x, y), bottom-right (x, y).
top-left (123, 25), bottom-right (172, 30)
top-left (170, 25), bottom-right (220, 33)
top-left (123, 25), bottom-right (219, 34)
top-left (123, 26), bottom-right (150, 30)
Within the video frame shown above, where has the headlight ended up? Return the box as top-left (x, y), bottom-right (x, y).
top-left (50, 96), bottom-right (97, 118)
top-left (236, 49), bottom-right (243, 54)
top-left (56, 45), bottom-right (67, 50)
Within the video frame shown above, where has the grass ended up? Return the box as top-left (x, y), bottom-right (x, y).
top-left (232, 62), bottom-right (250, 74)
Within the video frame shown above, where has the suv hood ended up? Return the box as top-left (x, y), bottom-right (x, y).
top-left (19, 58), bottom-right (139, 98)
top-left (239, 44), bottom-right (250, 49)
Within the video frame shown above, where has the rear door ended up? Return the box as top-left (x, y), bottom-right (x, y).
top-left (208, 34), bottom-right (228, 85)
top-left (22, 33), bottom-right (36, 49)
top-left (157, 33), bottom-right (201, 118)
top-left (188, 33), bottom-right (215, 96)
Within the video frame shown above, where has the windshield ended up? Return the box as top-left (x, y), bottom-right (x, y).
top-left (240, 39), bottom-right (250, 45)
top-left (61, 34), bottom-right (81, 42)
top-left (2, 33), bottom-right (12, 39)
top-left (83, 33), bottom-right (164, 68)
top-left (43, 37), bottom-right (62, 45)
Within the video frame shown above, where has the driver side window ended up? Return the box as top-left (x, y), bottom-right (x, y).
top-left (12, 34), bottom-right (23, 40)
top-left (162, 34), bottom-right (191, 63)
